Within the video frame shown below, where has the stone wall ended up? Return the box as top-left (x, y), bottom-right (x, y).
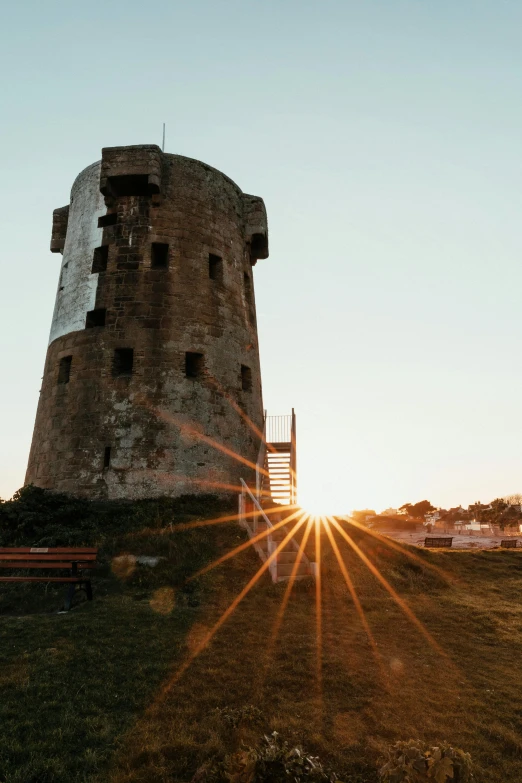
top-left (26, 146), bottom-right (268, 500)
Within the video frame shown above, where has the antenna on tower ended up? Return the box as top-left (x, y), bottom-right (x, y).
top-left (162, 123), bottom-right (166, 152)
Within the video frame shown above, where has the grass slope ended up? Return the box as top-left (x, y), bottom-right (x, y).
top-left (2, 498), bottom-right (522, 782)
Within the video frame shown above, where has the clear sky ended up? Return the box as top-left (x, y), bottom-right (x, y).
top-left (1, 0), bottom-right (522, 513)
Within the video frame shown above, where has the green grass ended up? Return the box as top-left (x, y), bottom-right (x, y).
top-left (2, 500), bottom-right (522, 782)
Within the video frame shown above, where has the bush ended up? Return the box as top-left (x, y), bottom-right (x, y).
top-left (213, 704), bottom-right (264, 730)
top-left (193, 731), bottom-right (342, 782)
top-left (0, 485), bottom-right (235, 549)
top-left (379, 740), bottom-right (474, 782)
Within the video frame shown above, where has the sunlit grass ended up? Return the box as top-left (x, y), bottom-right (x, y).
top-left (2, 498), bottom-right (522, 782)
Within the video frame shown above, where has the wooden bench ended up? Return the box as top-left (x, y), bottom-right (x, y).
top-left (0, 547), bottom-right (98, 610)
top-left (500, 539), bottom-right (518, 549)
top-left (424, 537), bottom-right (453, 548)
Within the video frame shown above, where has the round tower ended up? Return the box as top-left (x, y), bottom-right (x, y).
top-left (26, 145), bottom-right (268, 500)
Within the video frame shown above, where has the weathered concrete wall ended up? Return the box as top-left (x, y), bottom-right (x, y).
top-left (26, 146), bottom-right (267, 500)
top-left (49, 163), bottom-right (106, 344)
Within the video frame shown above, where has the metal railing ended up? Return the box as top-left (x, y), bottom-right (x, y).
top-left (257, 409), bottom-right (297, 505)
top-left (238, 478), bottom-right (313, 582)
top-left (290, 408), bottom-right (297, 504)
top-left (238, 478), bottom-right (277, 581)
top-left (266, 414), bottom-right (292, 444)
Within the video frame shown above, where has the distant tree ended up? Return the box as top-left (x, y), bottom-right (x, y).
top-left (504, 493), bottom-right (522, 507)
top-left (398, 503), bottom-right (413, 516)
top-left (405, 500), bottom-right (435, 518)
top-left (478, 498), bottom-right (522, 530)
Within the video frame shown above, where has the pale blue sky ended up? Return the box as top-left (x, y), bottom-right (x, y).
top-left (1, 0), bottom-right (522, 512)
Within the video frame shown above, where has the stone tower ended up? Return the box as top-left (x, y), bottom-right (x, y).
top-left (26, 145), bottom-right (268, 500)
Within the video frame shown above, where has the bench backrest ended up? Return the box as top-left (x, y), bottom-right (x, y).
top-left (0, 547), bottom-right (98, 570)
top-left (424, 537), bottom-right (453, 548)
top-left (500, 539), bottom-right (518, 548)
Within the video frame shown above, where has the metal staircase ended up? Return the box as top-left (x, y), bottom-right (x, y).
top-left (239, 409), bottom-right (315, 583)
top-left (262, 411), bottom-right (297, 505)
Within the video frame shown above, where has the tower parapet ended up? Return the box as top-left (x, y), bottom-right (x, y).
top-left (26, 145), bottom-right (267, 500)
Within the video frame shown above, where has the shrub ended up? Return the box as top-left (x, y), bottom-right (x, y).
top-left (213, 704), bottom-right (264, 730)
top-left (193, 731), bottom-right (342, 782)
top-left (0, 485), bottom-right (235, 549)
top-left (379, 739), bottom-right (474, 782)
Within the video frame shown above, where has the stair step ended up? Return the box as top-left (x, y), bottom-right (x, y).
top-left (277, 552), bottom-right (304, 564)
top-left (276, 563), bottom-right (310, 577)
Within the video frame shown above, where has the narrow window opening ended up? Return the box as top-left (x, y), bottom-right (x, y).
top-left (92, 245), bottom-right (109, 273)
top-left (185, 352), bottom-right (204, 378)
top-left (241, 365), bottom-right (252, 392)
top-left (113, 348), bottom-right (134, 377)
top-left (98, 212), bottom-right (118, 228)
top-left (244, 272), bottom-right (255, 323)
top-left (209, 253), bottom-right (223, 281)
top-left (151, 242), bottom-right (169, 268)
top-left (58, 355), bottom-right (72, 385)
top-left (103, 446), bottom-right (111, 469)
top-left (85, 308), bottom-right (106, 328)
top-left (244, 272), bottom-right (253, 304)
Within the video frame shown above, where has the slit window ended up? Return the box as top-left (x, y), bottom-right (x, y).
top-left (98, 212), bottom-right (118, 228)
top-left (244, 272), bottom-right (253, 304)
top-left (103, 446), bottom-right (111, 469)
top-left (244, 272), bottom-right (254, 323)
top-left (209, 253), bottom-right (223, 281)
top-left (85, 308), bottom-right (106, 328)
top-left (151, 242), bottom-right (169, 268)
top-left (92, 245), bottom-right (109, 273)
top-left (58, 356), bottom-right (72, 385)
top-left (185, 352), bottom-right (204, 378)
top-left (241, 365), bottom-right (252, 392)
top-left (113, 348), bottom-right (134, 377)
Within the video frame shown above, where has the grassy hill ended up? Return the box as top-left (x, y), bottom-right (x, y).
top-left (2, 488), bottom-right (522, 782)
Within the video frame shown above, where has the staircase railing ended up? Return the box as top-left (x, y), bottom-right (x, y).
top-left (290, 408), bottom-right (297, 504)
top-left (238, 478), bottom-right (313, 583)
top-left (238, 478), bottom-right (277, 581)
top-left (266, 414), bottom-right (291, 444)
top-left (255, 409), bottom-right (267, 502)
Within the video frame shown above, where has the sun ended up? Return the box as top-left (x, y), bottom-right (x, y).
top-left (297, 491), bottom-right (346, 518)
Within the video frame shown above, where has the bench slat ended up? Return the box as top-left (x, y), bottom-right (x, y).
top-left (0, 562), bottom-right (95, 569)
top-left (0, 577), bottom-right (89, 583)
top-left (0, 547), bottom-right (97, 554)
top-left (501, 539), bottom-right (518, 548)
top-left (0, 554), bottom-right (97, 562)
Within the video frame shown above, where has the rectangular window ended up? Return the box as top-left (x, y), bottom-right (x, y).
top-left (108, 175), bottom-right (150, 197)
top-left (209, 253), bottom-right (223, 281)
top-left (85, 308), bottom-right (106, 328)
top-left (185, 352), bottom-right (204, 378)
top-left (113, 348), bottom-right (134, 377)
top-left (58, 355), bottom-right (72, 385)
top-left (92, 245), bottom-right (109, 273)
top-left (151, 242), bottom-right (169, 268)
top-left (98, 212), bottom-right (118, 228)
top-left (241, 365), bottom-right (252, 392)
top-left (103, 446), bottom-right (111, 469)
